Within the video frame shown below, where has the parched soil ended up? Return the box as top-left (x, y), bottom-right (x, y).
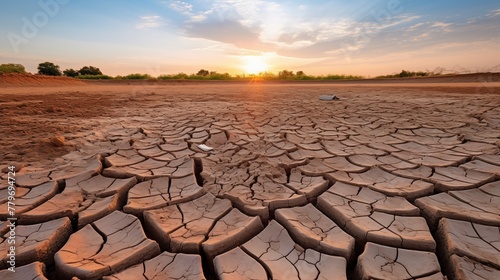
top-left (0, 73), bottom-right (86, 87)
top-left (0, 77), bottom-right (499, 279)
top-left (1, 79), bottom-right (498, 169)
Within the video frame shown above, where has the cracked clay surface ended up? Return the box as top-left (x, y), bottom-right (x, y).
top-left (1, 83), bottom-right (499, 279)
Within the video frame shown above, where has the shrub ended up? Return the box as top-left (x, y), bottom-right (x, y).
top-left (377, 70), bottom-right (430, 79)
top-left (123, 73), bottom-right (153, 80)
top-left (278, 70), bottom-right (294, 79)
top-left (63, 68), bottom-right (79, 77)
top-left (187, 74), bottom-right (206, 80)
top-left (38, 62), bottom-right (62, 76)
top-left (258, 72), bottom-right (278, 80)
top-left (207, 72), bottom-right (232, 80)
top-left (293, 74), bottom-right (315, 80)
top-left (158, 73), bottom-right (189, 80)
top-left (322, 74), bottom-right (363, 80)
top-left (0, 63), bottom-right (26, 74)
top-left (79, 66), bottom-right (102, 76)
top-left (76, 74), bottom-right (113, 79)
top-left (196, 69), bottom-right (209, 76)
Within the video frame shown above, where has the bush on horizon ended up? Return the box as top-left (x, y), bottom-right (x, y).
top-left (158, 71), bottom-right (233, 80)
top-left (377, 70), bottom-right (430, 79)
top-left (116, 73), bottom-right (153, 80)
top-left (256, 72), bottom-right (278, 80)
top-left (154, 71), bottom-right (365, 81)
top-left (292, 74), bottom-right (316, 80)
top-left (321, 74), bottom-right (364, 80)
top-left (79, 66), bottom-right (103, 76)
top-left (38, 62), bottom-right (62, 76)
top-left (201, 72), bottom-right (232, 80)
top-left (0, 63), bottom-right (27, 74)
top-left (158, 73), bottom-right (190, 80)
top-left (186, 70), bottom-right (232, 80)
top-left (278, 70), bottom-right (295, 79)
top-left (63, 68), bottom-right (79, 77)
top-left (274, 70), bottom-right (364, 81)
top-left (76, 74), bottom-right (114, 79)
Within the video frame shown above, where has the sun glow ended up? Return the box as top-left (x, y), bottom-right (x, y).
top-left (242, 56), bottom-right (269, 74)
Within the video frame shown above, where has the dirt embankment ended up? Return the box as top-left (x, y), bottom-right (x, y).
top-left (0, 73), bottom-right (87, 87)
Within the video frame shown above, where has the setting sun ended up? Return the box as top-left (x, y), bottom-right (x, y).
top-left (242, 56), bottom-right (268, 75)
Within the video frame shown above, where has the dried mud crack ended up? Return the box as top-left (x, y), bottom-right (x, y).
top-left (1, 83), bottom-right (499, 279)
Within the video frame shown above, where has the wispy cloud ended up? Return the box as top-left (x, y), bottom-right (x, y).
top-left (169, 0), bottom-right (423, 57)
top-left (168, 0), bottom-right (193, 14)
top-left (412, 32), bottom-right (430, 42)
top-left (401, 21), bottom-right (454, 42)
top-left (184, 20), bottom-right (274, 52)
top-left (136, 15), bottom-right (165, 29)
top-left (165, 0), bottom-right (211, 22)
top-left (487, 8), bottom-right (500, 18)
top-left (431, 21), bottom-right (453, 32)
top-left (406, 22), bottom-right (425, 32)
top-left (163, 0), bottom-right (498, 64)
top-left (466, 8), bottom-right (500, 24)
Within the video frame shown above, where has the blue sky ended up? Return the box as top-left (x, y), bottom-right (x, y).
top-left (0, 0), bottom-right (499, 76)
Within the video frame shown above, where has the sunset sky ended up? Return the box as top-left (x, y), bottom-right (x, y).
top-left (1, 0), bottom-right (499, 76)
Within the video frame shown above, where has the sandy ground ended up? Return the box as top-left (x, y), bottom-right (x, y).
top-left (1, 78), bottom-right (499, 279)
top-left (1, 80), bottom-right (498, 169)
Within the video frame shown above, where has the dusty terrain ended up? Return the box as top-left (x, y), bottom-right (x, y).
top-left (0, 77), bottom-right (499, 279)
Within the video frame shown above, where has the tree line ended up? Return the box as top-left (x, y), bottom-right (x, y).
top-left (36, 62), bottom-right (103, 77)
top-left (1, 62), bottom-right (446, 81)
top-left (375, 70), bottom-right (431, 79)
top-left (0, 62), bottom-right (366, 80)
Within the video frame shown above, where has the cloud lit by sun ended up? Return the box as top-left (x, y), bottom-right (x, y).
top-left (242, 56), bottom-right (269, 74)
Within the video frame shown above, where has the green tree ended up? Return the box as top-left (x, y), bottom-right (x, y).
top-left (196, 69), bottom-right (209, 76)
top-left (0, 63), bottom-right (26, 74)
top-left (296, 71), bottom-right (305, 76)
top-left (78, 66), bottom-right (102, 76)
top-left (63, 68), bottom-right (79, 77)
top-left (260, 71), bottom-right (277, 79)
top-left (38, 62), bottom-right (62, 76)
top-left (173, 73), bottom-right (189, 79)
top-left (278, 70), bottom-right (294, 79)
top-left (124, 73), bottom-right (151, 79)
top-left (399, 70), bottom-right (412, 78)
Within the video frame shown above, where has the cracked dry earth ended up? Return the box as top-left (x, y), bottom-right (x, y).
top-left (1, 83), bottom-right (500, 280)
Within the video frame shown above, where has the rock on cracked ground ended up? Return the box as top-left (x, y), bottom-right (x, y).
top-left (1, 84), bottom-right (500, 279)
